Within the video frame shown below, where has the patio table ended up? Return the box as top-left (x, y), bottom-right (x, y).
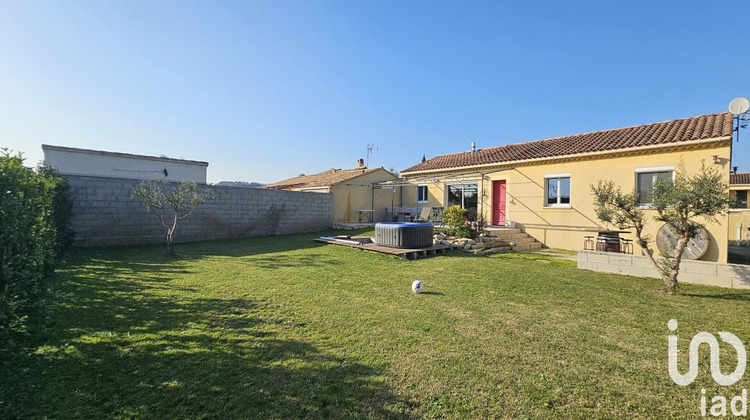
top-left (589, 230), bottom-right (631, 253)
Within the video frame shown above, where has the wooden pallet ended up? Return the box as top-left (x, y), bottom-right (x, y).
top-left (315, 236), bottom-right (457, 260)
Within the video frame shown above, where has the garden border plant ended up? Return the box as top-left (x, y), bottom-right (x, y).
top-left (443, 205), bottom-right (478, 238)
top-left (0, 150), bottom-right (74, 333)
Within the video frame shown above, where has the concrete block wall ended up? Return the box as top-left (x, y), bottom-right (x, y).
top-left (578, 251), bottom-right (750, 289)
top-left (66, 175), bottom-right (333, 247)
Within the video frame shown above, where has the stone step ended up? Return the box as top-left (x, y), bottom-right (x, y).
top-left (513, 242), bottom-right (543, 251)
top-left (485, 228), bottom-right (521, 235)
top-left (481, 227), bottom-right (546, 253)
top-left (511, 237), bottom-right (537, 245)
top-left (490, 232), bottom-right (531, 240)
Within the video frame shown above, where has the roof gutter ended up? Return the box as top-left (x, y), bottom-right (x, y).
top-left (401, 135), bottom-right (732, 177)
top-left (295, 186), bottom-right (332, 192)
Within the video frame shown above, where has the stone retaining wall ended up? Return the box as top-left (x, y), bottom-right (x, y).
top-left (577, 251), bottom-right (750, 289)
top-left (66, 175), bottom-right (333, 247)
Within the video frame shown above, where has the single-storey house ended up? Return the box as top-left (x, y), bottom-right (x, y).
top-left (400, 112), bottom-right (734, 262)
top-left (42, 144), bottom-right (209, 183)
top-left (263, 159), bottom-right (397, 224)
top-left (729, 172), bottom-right (750, 244)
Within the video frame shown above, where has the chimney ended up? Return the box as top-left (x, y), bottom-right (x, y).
top-left (471, 142), bottom-right (476, 153)
top-left (356, 158), bottom-right (366, 169)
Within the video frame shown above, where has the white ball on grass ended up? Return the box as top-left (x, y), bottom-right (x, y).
top-left (412, 280), bottom-right (424, 294)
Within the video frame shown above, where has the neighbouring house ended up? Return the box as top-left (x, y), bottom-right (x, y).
top-left (400, 112), bottom-right (735, 263)
top-left (729, 172), bottom-right (750, 244)
top-left (42, 144), bottom-right (208, 183)
top-left (263, 159), bottom-right (397, 224)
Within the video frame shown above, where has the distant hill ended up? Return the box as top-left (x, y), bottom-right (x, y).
top-left (214, 181), bottom-right (266, 188)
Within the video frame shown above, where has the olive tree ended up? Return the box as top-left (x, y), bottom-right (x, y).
top-left (131, 177), bottom-right (213, 256)
top-left (591, 161), bottom-right (730, 294)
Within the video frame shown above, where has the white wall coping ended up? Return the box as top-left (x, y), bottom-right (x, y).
top-left (42, 144), bottom-right (209, 166)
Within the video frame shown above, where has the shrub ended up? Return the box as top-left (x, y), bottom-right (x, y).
top-left (37, 163), bottom-right (75, 255)
top-left (0, 150), bottom-right (73, 333)
top-left (455, 225), bottom-right (478, 239)
top-left (442, 205), bottom-right (467, 235)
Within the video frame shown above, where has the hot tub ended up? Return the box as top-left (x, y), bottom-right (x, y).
top-left (375, 222), bottom-right (434, 248)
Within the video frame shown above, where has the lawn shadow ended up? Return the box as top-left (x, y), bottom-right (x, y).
top-left (247, 252), bottom-right (342, 269)
top-left (420, 291), bottom-right (445, 296)
top-left (177, 228), bottom-right (377, 259)
top-left (680, 291), bottom-right (750, 301)
top-left (1, 259), bottom-right (413, 419)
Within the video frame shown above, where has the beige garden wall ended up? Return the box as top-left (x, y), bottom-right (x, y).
top-left (578, 251), bottom-right (750, 289)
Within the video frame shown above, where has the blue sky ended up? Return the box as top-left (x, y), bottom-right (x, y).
top-left (1, 0), bottom-right (749, 183)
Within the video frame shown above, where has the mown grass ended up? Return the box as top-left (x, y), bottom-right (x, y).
top-left (2, 230), bottom-right (750, 418)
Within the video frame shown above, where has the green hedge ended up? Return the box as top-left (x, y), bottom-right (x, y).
top-left (0, 150), bottom-right (73, 333)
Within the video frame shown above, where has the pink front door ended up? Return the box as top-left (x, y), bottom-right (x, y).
top-left (492, 180), bottom-right (506, 226)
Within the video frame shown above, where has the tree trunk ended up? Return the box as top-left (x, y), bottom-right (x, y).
top-left (662, 236), bottom-right (689, 295)
top-left (166, 213), bottom-right (179, 257)
top-left (166, 230), bottom-right (175, 256)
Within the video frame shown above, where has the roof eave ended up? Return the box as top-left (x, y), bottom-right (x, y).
top-left (401, 135), bottom-right (732, 177)
top-left (329, 167), bottom-right (395, 187)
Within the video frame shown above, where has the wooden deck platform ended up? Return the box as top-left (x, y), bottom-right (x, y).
top-left (315, 236), bottom-right (457, 260)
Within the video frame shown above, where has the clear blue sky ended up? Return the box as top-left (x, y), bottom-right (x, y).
top-left (2, 0), bottom-right (749, 183)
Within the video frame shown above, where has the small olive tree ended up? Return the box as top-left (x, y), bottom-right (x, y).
top-left (131, 177), bottom-right (214, 256)
top-left (591, 161), bottom-right (730, 294)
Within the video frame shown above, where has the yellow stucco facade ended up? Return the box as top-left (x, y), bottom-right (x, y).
top-left (330, 168), bottom-right (397, 223)
top-left (729, 183), bottom-right (750, 243)
top-left (728, 211), bottom-right (750, 243)
top-left (403, 141), bottom-right (732, 262)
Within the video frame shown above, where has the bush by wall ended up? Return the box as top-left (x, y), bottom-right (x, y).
top-left (443, 205), bottom-right (467, 235)
top-left (0, 150), bottom-right (73, 333)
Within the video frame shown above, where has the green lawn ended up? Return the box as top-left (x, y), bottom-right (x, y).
top-left (2, 230), bottom-right (750, 418)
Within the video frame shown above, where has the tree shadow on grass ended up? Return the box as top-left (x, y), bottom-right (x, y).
top-left (248, 252), bottom-right (342, 269)
top-left (680, 290), bottom-right (750, 301)
top-left (1, 260), bottom-right (413, 418)
top-left (173, 228), bottom-right (376, 259)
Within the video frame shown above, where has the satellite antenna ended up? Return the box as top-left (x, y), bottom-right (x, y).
top-left (366, 143), bottom-right (377, 167)
top-left (729, 97), bottom-right (750, 115)
top-left (729, 97), bottom-right (750, 144)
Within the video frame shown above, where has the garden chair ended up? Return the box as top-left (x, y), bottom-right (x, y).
top-left (413, 207), bottom-right (432, 223)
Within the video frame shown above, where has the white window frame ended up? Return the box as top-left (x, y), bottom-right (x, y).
top-left (635, 166), bottom-right (675, 208)
top-left (544, 173), bottom-right (571, 208)
top-left (416, 184), bottom-right (428, 204)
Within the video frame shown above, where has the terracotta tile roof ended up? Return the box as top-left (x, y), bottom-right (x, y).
top-left (731, 172), bottom-right (750, 185)
top-left (402, 112), bottom-right (733, 175)
top-left (263, 167), bottom-right (388, 190)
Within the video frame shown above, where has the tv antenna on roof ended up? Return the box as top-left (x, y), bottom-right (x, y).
top-left (366, 143), bottom-right (378, 167)
top-left (729, 97), bottom-right (750, 143)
